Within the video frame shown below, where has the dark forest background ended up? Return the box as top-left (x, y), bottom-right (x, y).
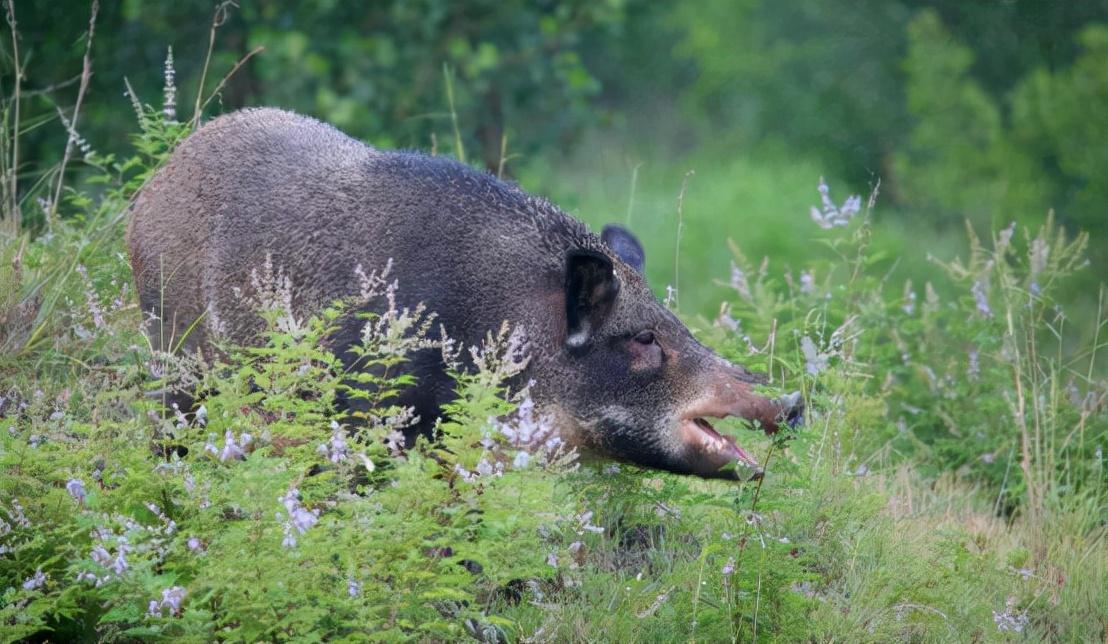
top-left (7, 1), bottom-right (1107, 320)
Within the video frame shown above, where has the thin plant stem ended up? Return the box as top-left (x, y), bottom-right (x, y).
top-left (197, 46), bottom-right (264, 117)
top-left (443, 64), bottom-right (465, 164)
top-left (47, 0), bottom-right (98, 232)
top-left (626, 161), bottom-right (642, 226)
top-left (192, 1), bottom-right (237, 127)
top-left (673, 170), bottom-right (693, 310)
top-left (4, 0), bottom-right (21, 233)
top-left (730, 439), bottom-right (777, 641)
top-left (497, 132), bottom-right (507, 179)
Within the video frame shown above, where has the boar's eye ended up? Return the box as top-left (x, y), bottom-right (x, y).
top-left (628, 330), bottom-right (663, 371)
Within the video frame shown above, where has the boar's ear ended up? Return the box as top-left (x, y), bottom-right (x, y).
top-left (565, 249), bottom-right (619, 351)
top-left (601, 224), bottom-right (645, 274)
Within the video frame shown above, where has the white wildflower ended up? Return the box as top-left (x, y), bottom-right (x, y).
top-left (317, 421), bottom-right (349, 463)
top-left (715, 301), bottom-right (741, 332)
top-left (729, 261), bottom-right (752, 301)
top-left (162, 46), bottom-right (177, 122)
top-left (801, 336), bottom-right (829, 376)
top-left (997, 222), bottom-right (1016, 252)
top-left (663, 284), bottom-right (677, 309)
top-left (993, 596), bottom-right (1028, 633)
top-left (248, 254), bottom-right (302, 336)
top-left (576, 511), bottom-right (604, 535)
top-left (799, 270), bottom-right (815, 295)
top-left (206, 431), bottom-right (248, 462)
top-left (76, 265), bottom-right (106, 329)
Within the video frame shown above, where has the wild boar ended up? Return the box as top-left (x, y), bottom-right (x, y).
top-left (127, 108), bottom-right (802, 480)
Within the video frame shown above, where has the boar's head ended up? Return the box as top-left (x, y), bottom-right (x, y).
top-left (541, 225), bottom-right (803, 480)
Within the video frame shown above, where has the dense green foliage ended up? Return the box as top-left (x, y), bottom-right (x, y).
top-left (1, 1), bottom-right (1106, 641)
top-left (8, 2), bottom-right (1108, 230)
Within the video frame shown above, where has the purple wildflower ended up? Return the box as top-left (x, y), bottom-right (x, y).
top-left (972, 280), bottom-right (993, 318)
top-left (493, 393), bottom-right (570, 469)
top-left (721, 558), bottom-right (735, 576)
top-left (279, 489), bottom-right (320, 548)
top-left (22, 569), bottom-right (46, 590)
top-left (968, 349), bottom-right (981, 380)
top-left (317, 421), bottom-right (349, 463)
top-left (810, 177), bottom-right (862, 229)
top-left (148, 586), bottom-right (187, 617)
top-left (9, 499), bottom-right (30, 527)
top-left (66, 478), bottom-right (86, 503)
top-left (205, 430), bottom-right (247, 462)
top-left (83, 538), bottom-right (130, 586)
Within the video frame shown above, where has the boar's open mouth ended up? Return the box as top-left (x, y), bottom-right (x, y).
top-left (676, 387), bottom-right (804, 480)
top-left (679, 412), bottom-right (763, 480)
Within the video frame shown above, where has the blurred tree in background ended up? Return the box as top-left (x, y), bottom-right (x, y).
top-left (649, 1), bottom-right (1107, 232)
top-left (9, 0), bottom-right (628, 174)
top-left (4, 0), bottom-right (1107, 240)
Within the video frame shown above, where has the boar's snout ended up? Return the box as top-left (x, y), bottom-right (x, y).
top-left (675, 360), bottom-right (804, 480)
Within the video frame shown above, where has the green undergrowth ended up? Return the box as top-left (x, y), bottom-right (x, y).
top-left (2, 108), bottom-right (1106, 642)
